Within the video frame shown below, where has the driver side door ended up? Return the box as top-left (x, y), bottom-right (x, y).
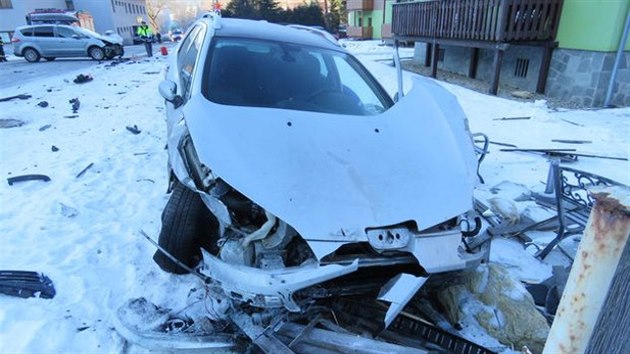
top-left (55, 26), bottom-right (87, 57)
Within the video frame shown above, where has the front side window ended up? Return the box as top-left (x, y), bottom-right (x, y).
top-left (202, 37), bottom-right (392, 115)
top-left (178, 25), bottom-right (205, 100)
top-left (56, 26), bottom-right (77, 38)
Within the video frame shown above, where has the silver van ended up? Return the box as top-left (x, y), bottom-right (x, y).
top-left (12, 24), bottom-right (124, 62)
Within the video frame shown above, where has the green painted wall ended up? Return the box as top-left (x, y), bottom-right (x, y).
top-left (556, 0), bottom-right (630, 51)
top-left (371, 10), bottom-right (384, 38)
top-left (385, 0), bottom-right (394, 23)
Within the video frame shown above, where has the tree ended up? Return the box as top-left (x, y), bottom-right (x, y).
top-left (225, 0), bottom-right (258, 19)
top-left (325, 0), bottom-right (342, 32)
top-left (257, 0), bottom-right (282, 22)
top-left (146, 0), bottom-right (167, 32)
top-left (285, 3), bottom-right (325, 27)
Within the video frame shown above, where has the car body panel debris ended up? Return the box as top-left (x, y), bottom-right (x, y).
top-left (7, 174), bottom-right (51, 185)
top-left (0, 270), bottom-right (56, 299)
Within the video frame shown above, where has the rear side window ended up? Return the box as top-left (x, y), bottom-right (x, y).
top-left (19, 27), bottom-right (34, 36)
top-left (33, 26), bottom-right (54, 37)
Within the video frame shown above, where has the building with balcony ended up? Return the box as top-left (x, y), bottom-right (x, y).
top-left (347, 0), bottom-right (394, 39)
top-left (390, 0), bottom-right (629, 107)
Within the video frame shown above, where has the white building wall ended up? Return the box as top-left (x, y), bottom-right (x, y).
top-left (0, 0), bottom-right (66, 40)
top-left (74, 0), bottom-right (147, 44)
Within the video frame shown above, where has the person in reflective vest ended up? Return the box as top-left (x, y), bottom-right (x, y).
top-left (137, 21), bottom-right (153, 57)
top-left (0, 37), bottom-right (7, 62)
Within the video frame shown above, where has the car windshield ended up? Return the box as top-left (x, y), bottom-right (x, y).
top-left (202, 37), bottom-right (393, 116)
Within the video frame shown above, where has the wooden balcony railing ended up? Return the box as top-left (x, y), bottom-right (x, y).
top-left (347, 0), bottom-right (374, 11)
top-left (392, 0), bottom-right (563, 42)
top-left (347, 26), bottom-right (374, 39)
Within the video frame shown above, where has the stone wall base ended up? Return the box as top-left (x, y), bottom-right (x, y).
top-left (413, 43), bottom-right (630, 108)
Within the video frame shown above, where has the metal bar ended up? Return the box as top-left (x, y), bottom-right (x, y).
top-left (279, 322), bottom-right (429, 354)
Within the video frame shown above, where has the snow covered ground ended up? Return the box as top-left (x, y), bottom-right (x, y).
top-left (0, 40), bottom-right (628, 353)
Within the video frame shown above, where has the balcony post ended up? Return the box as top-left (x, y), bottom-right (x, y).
top-left (468, 47), bottom-right (479, 78)
top-left (425, 43), bottom-right (432, 67)
top-left (489, 47), bottom-right (504, 95)
top-left (431, 42), bottom-right (439, 78)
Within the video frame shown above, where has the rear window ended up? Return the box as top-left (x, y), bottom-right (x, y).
top-left (33, 26), bottom-right (55, 37)
top-left (201, 37), bottom-right (392, 116)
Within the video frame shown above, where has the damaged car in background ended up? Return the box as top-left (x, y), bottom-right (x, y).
top-left (116, 14), bottom-right (491, 353)
top-left (12, 24), bottom-right (124, 62)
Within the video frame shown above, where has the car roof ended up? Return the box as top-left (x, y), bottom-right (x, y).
top-left (16, 24), bottom-right (68, 29)
top-left (201, 18), bottom-right (343, 52)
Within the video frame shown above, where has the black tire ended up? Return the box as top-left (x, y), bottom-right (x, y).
top-left (44, 57), bottom-right (56, 61)
top-left (153, 181), bottom-right (219, 274)
top-left (88, 46), bottom-right (105, 61)
top-left (23, 48), bottom-right (41, 63)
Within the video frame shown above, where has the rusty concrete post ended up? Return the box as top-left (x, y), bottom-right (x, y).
top-left (543, 186), bottom-right (630, 354)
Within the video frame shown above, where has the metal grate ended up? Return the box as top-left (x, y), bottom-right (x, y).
top-left (514, 58), bottom-right (529, 78)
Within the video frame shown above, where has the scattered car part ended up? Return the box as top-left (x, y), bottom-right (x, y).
top-left (502, 148), bottom-right (628, 161)
top-left (37, 101), bottom-right (49, 107)
top-left (0, 94), bottom-right (32, 102)
top-left (7, 174), bottom-right (51, 185)
top-left (114, 297), bottom-right (235, 351)
top-left (125, 125), bottom-right (142, 135)
top-left (75, 162), bottom-right (94, 178)
top-left (69, 98), bottom-right (80, 113)
top-left (492, 116), bottom-right (531, 120)
top-left (0, 270), bottom-right (56, 299)
top-left (73, 74), bottom-right (93, 84)
top-left (0, 119), bottom-right (25, 128)
top-left (551, 139), bottom-right (592, 144)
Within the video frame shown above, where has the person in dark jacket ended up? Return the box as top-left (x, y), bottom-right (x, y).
top-left (136, 21), bottom-right (153, 57)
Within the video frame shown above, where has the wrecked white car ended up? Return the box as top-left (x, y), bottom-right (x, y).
top-left (152, 15), bottom-right (488, 333)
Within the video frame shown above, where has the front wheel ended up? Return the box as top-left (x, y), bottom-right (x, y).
top-left (153, 181), bottom-right (219, 274)
top-left (88, 46), bottom-right (105, 61)
top-left (23, 48), bottom-right (41, 63)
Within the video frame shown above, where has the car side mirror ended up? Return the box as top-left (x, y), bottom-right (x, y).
top-left (159, 80), bottom-right (183, 108)
top-left (72, 34), bottom-right (81, 39)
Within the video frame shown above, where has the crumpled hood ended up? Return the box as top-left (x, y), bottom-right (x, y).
top-left (185, 77), bottom-right (477, 241)
top-left (97, 33), bottom-right (123, 45)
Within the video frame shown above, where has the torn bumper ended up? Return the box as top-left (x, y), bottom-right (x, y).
top-left (200, 250), bottom-right (359, 312)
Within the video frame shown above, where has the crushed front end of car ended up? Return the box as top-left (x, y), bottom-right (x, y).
top-left (162, 75), bottom-right (489, 324)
